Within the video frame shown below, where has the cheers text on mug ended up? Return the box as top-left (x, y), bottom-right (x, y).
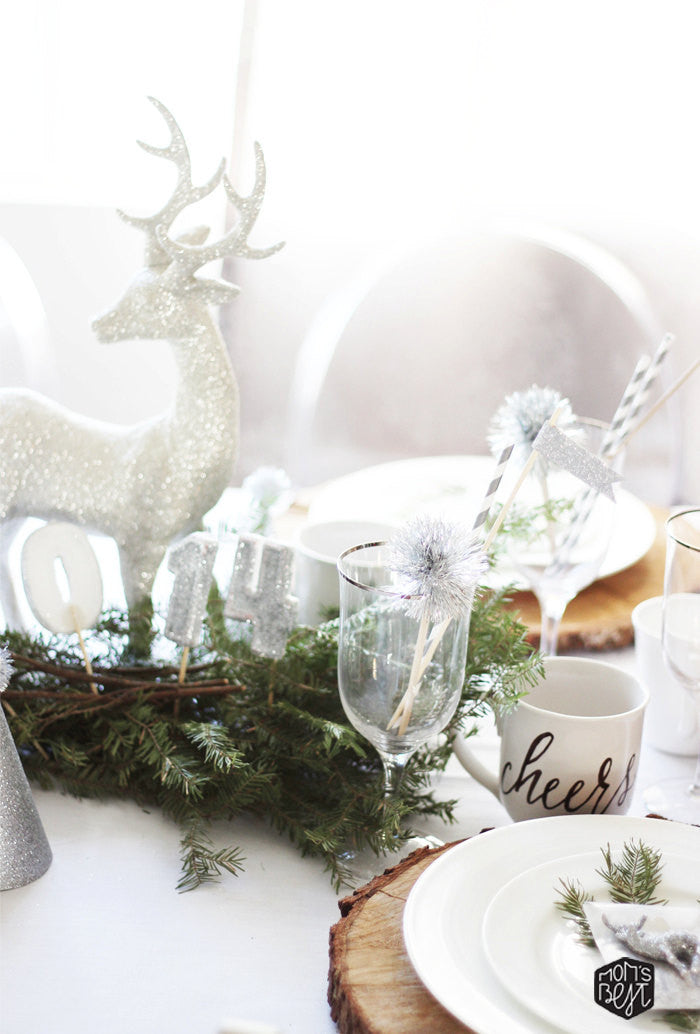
top-left (453, 657), bottom-right (648, 822)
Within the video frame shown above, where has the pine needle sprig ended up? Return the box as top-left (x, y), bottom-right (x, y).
top-left (182, 722), bottom-right (246, 775)
top-left (177, 818), bottom-right (246, 893)
top-left (597, 838), bottom-right (668, 905)
top-left (554, 877), bottom-right (596, 946)
top-left (661, 1012), bottom-right (700, 1031)
top-left (554, 838), bottom-right (667, 945)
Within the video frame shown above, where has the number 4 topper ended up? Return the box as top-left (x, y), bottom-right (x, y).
top-left (224, 534), bottom-right (298, 660)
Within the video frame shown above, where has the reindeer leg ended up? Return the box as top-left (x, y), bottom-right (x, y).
top-left (0, 518), bottom-right (30, 631)
top-left (118, 544), bottom-right (164, 660)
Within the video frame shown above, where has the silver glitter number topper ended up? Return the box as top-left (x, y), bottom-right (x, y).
top-left (164, 533), bottom-right (219, 647)
top-left (224, 535), bottom-right (298, 659)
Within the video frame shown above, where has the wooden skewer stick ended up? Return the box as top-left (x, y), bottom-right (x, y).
top-left (387, 609), bottom-right (430, 733)
top-left (174, 645), bottom-right (191, 720)
top-left (70, 605), bottom-right (98, 695)
top-left (416, 615), bottom-right (453, 682)
top-left (178, 646), bottom-right (190, 685)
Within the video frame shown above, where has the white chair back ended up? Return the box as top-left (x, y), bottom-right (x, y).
top-left (286, 222), bottom-right (680, 503)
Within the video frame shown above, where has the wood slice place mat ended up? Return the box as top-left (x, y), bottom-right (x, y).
top-left (505, 506), bottom-right (667, 652)
top-left (327, 818), bottom-right (678, 1034)
top-left (328, 840), bottom-right (473, 1034)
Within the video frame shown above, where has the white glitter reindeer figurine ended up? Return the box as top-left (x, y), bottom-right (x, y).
top-left (0, 98), bottom-right (283, 625)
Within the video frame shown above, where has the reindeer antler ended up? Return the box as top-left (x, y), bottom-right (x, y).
top-left (156, 141), bottom-right (285, 282)
top-left (118, 97), bottom-right (225, 268)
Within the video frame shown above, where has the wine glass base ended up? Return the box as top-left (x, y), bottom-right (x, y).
top-left (643, 777), bottom-right (700, 824)
top-left (337, 831), bottom-right (443, 891)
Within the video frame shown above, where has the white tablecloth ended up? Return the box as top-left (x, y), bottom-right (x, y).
top-left (0, 648), bottom-right (696, 1034)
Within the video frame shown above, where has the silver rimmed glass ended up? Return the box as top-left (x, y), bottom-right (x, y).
top-left (506, 418), bottom-right (623, 655)
top-left (645, 508), bottom-right (700, 821)
top-left (337, 541), bottom-right (470, 825)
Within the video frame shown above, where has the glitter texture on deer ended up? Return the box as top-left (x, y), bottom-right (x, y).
top-left (0, 98), bottom-right (283, 625)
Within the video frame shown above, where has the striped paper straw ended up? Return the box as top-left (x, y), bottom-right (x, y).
top-left (599, 354), bottom-right (650, 457)
top-left (614, 333), bottom-right (673, 447)
top-left (472, 444), bottom-right (514, 536)
top-left (553, 354), bottom-right (652, 564)
top-left (550, 341), bottom-right (671, 575)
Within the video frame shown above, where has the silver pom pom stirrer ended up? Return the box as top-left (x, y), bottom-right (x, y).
top-left (385, 516), bottom-right (488, 735)
top-left (0, 646), bottom-right (53, 890)
top-left (488, 384), bottom-right (575, 471)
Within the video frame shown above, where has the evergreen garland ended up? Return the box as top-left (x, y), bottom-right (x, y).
top-left (2, 584), bottom-right (541, 890)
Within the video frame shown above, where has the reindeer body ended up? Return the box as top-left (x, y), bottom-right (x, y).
top-left (0, 98), bottom-right (280, 620)
top-left (0, 312), bottom-right (238, 606)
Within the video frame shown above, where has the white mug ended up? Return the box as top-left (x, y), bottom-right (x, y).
top-left (632, 596), bottom-right (699, 756)
top-left (294, 520), bottom-right (396, 625)
top-left (453, 657), bottom-right (648, 821)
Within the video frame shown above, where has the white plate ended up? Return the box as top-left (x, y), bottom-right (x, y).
top-left (308, 455), bottom-right (656, 580)
top-left (482, 851), bottom-right (699, 1034)
top-left (402, 815), bottom-right (700, 1034)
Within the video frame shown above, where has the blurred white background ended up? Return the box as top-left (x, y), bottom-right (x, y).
top-left (0, 0), bottom-right (698, 498)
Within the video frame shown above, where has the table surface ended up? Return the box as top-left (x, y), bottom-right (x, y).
top-left (1, 645), bottom-right (696, 1034)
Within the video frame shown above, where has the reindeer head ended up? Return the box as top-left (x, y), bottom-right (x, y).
top-left (92, 97), bottom-right (283, 344)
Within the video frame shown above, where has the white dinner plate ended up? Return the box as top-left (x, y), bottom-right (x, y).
top-left (482, 851), bottom-right (699, 1034)
top-left (402, 815), bottom-right (700, 1034)
top-left (308, 455), bottom-right (656, 580)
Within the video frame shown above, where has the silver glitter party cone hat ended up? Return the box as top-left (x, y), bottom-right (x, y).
top-left (0, 704), bottom-right (52, 890)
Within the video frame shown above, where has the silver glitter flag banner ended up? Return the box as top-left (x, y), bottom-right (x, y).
top-left (532, 423), bottom-right (623, 500)
top-left (224, 534), bottom-right (298, 659)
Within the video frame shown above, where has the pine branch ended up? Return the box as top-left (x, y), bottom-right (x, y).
top-left (177, 818), bottom-right (246, 891)
top-left (597, 839), bottom-right (667, 905)
top-left (661, 1012), bottom-right (700, 1031)
top-left (2, 587), bottom-right (539, 891)
top-left (554, 877), bottom-right (595, 946)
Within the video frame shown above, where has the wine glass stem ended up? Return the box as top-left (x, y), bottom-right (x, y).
top-left (537, 594), bottom-right (569, 656)
top-left (378, 748), bottom-right (413, 798)
top-left (691, 750), bottom-right (700, 796)
top-left (691, 697), bottom-right (700, 795)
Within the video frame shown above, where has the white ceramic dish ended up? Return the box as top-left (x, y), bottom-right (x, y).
top-left (402, 815), bottom-right (700, 1034)
top-left (308, 455), bottom-right (656, 581)
top-left (482, 851), bottom-right (698, 1033)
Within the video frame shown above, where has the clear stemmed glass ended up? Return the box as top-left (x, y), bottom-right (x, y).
top-left (505, 418), bottom-right (623, 655)
top-left (644, 508), bottom-right (700, 821)
top-left (336, 541), bottom-right (470, 866)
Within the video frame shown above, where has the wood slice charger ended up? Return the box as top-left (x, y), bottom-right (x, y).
top-left (328, 819), bottom-right (676, 1033)
top-left (329, 841), bottom-right (474, 1034)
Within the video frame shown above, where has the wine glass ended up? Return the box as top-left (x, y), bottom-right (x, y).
top-left (506, 418), bottom-right (623, 654)
top-left (644, 508), bottom-right (700, 821)
top-left (336, 541), bottom-right (470, 868)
